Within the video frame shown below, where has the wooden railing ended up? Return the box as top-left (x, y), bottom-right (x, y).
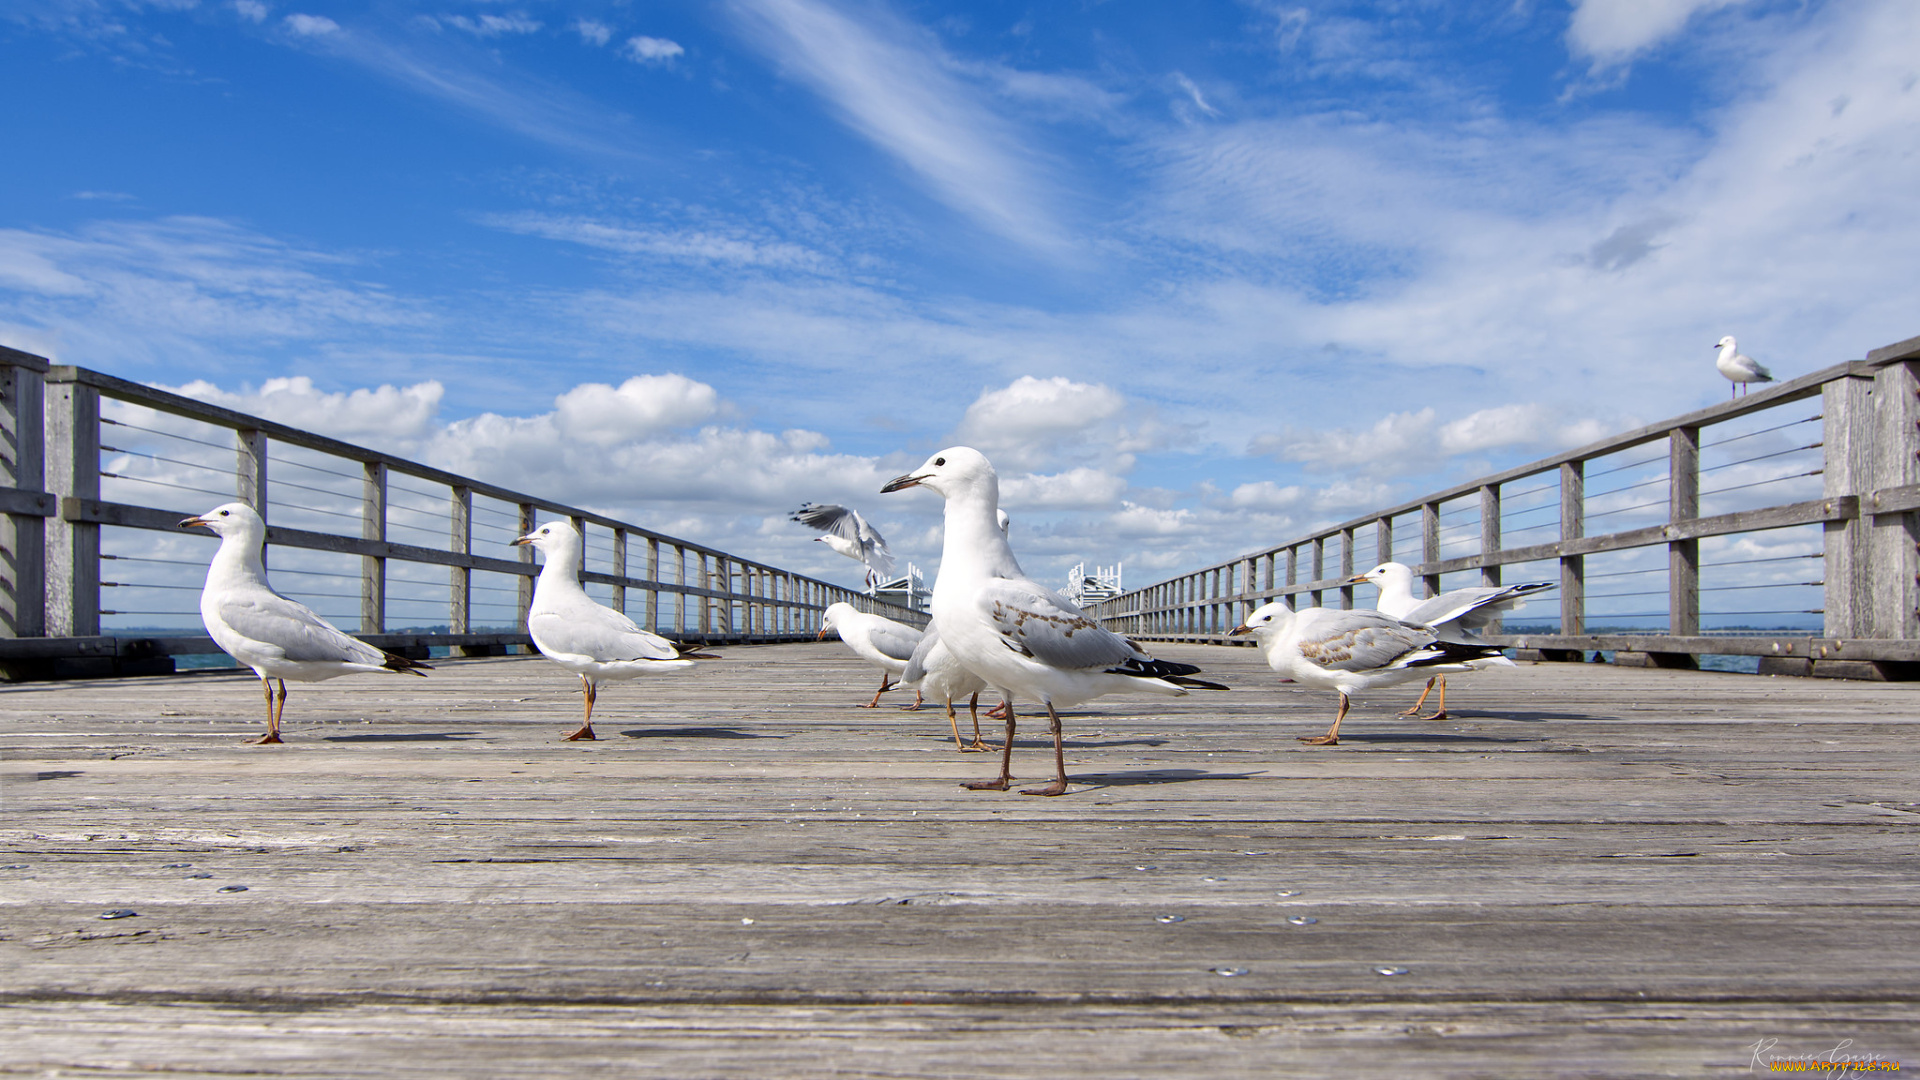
top-left (1088, 333), bottom-right (1920, 677)
top-left (0, 347), bottom-right (921, 679)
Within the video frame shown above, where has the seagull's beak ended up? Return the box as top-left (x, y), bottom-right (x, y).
top-left (1228, 624), bottom-right (1252, 637)
top-left (816, 627), bottom-right (829, 640)
top-left (179, 516), bottom-right (210, 530)
top-left (880, 473), bottom-right (927, 493)
top-left (510, 535), bottom-right (534, 547)
top-left (1344, 574), bottom-right (1369, 585)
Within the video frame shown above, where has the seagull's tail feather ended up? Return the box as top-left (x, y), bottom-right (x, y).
top-left (1108, 656), bottom-right (1204, 680)
top-left (383, 652), bottom-right (432, 677)
top-left (1408, 641), bottom-right (1506, 669)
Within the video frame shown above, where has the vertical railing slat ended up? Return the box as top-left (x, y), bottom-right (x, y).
top-left (450, 486), bottom-right (471, 635)
top-left (0, 361), bottom-right (47, 638)
top-left (1669, 428), bottom-right (1699, 638)
top-left (44, 378), bottom-right (100, 638)
top-left (362, 461), bottom-right (387, 634)
top-left (1559, 462), bottom-right (1584, 637)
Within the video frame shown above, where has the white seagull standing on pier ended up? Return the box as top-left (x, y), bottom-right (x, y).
top-left (182, 502), bottom-right (430, 744)
top-left (515, 519), bottom-right (714, 741)
top-left (1347, 561), bottom-right (1550, 720)
top-left (883, 447), bottom-right (1224, 796)
top-left (791, 503), bottom-right (896, 589)
top-left (1230, 603), bottom-right (1505, 746)
top-left (1714, 336), bottom-right (1774, 399)
top-left (819, 601), bottom-right (924, 708)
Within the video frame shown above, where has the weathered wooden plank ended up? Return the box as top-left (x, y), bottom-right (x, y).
top-left (1, 645), bottom-right (1917, 1075)
top-left (0, 488), bottom-right (55, 517)
top-left (43, 379), bottom-right (100, 638)
top-left (1559, 461), bottom-right (1584, 636)
top-left (1669, 426), bottom-right (1699, 637)
top-left (1869, 361), bottom-right (1920, 640)
top-left (0, 344), bottom-right (52, 372)
top-left (1824, 373), bottom-right (1876, 639)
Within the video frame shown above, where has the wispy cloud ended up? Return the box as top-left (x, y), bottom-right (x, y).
top-left (622, 35), bottom-right (683, 64)
top-left (480, 212), bottom-right (832, 271)
top-left (572, 18), bottom-right (611, 47)
top-left (1567, 0), bottom-right (1756, 68)
top-left (727, 0), bottom-right (1071, 252)
top-left (442, 13), bottom-right (542, 39)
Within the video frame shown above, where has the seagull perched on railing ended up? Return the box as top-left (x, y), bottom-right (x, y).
top-left (1230, 603), bottom-right (1505, 745)
top-left (791, 503), bottom-right (895, 589)
top-left (1347, 562), bottom-right (1551, 720)
top-left (1715, 336), bottom-right (1774, 399)
top-left (819, 601), bottom-right (924, 708)
top-left (182, 502), bottom-right (430, 744)
top-left (883, 446), bottom-right (1225, 796)
top-left (514, 519), bottom-right (715, 741)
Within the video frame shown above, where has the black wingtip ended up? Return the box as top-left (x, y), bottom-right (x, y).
top-left (1167, 675), bottom-right (1230, 691)
top-left (384, 652), bottom-right (433, 676)
top-left (1108, 657), bottom-right (1205, 680)
top-left (1410, 641), bottom-right (1506, 668)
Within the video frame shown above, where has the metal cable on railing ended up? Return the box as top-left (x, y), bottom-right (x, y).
top-left (99, 472), bottom-right (235, 501)
top-left (1699, 414), bottom-right (1821, 450)
top-left (99, 445), bottom-right (231, 476)
top-left (99, 417), bottom-right (233, 452)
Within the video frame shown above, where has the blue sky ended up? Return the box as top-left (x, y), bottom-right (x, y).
top-left (3, 0), bottom-right (1917, 597)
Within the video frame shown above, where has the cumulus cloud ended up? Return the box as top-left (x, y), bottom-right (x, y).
top-left (951, 375), bottom-right (1129, 472)
top-left (999, 467), bottom-right (1129, 510)
top-left (622, 35), bottom-right (683, 63)
top-left (283, 13), bottom-right (339, 36)
top-left (169, 376), bottom-right (446, 443)
top-left (551, 374), bottom-right (719, 446)
top-left (234, 0), bottom-right (268, 24)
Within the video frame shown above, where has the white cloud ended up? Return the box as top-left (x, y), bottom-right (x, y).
top-left (552, 374), bottom-right (719, 446)
top-left (1109, 501), bottom-right (1194, 538)
top-left (1000, 467), bottom-right (1129, 510)
top-left (1567, 0), bottom-right (1755, 67)
top-left (480, 213), bottom-right (830, 271)
top-left (283, 13), bottom-right (339, 36)
top-left (622, 35), bottom-right (683, 63)
top-left (169, 376), bottom-right (446, 443)
top-left (951, 376), bottom-right (1129, 472)
top-left (573, 19), bottom-right (611, 47)
top-left (234, 0), bottom-right (268, 24)
top-left (727, 0), bottom-right (1069, 251)
top-left (445, 14), bottom-right (542, 39)
top-left (1252, 404), bottom-right (1613, 475)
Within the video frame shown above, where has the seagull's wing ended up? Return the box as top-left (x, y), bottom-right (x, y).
top-left (1403, 582), bottom-right (1553, 631)
top-left (1294, 610), bottom-right (1440, 673)
top-left (857, 518), bottom-right (896, 579)
top-left (532, 596), bottom-right (681, 662)
top-left (901, 623), bottom-right (939, 684)
top-left (976, 577), bottom-right (1137, 671)
top-left (864, 617), bottom-right (923, 663)
top-left (212, 589), bottom-right (387, 666)
top-left (795, 503), bottom-right (895, 578)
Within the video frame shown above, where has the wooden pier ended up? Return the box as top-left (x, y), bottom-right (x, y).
top-left (4, 643), bottom-right (1916, 1077)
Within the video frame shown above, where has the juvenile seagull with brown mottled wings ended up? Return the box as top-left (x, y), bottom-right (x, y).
top-left (1230, 602), bottom-right (1503, 746)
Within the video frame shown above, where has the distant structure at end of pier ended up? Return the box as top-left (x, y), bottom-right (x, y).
top-left (1065, 562), bottom-right (1123, 607)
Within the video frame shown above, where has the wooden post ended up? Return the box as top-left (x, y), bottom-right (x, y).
top-left (1422, 501), bottom-right (1441, 599)
top-left (1560, 461), bottom-right (1584, 636)
top-left (449, 486), bottom-right (471, 635)
top-left (1668, 427), bottom-right (1700, 638)
top-left (647, 537), bottom-right (661, 633)
top-left (517, 503), bottom-right (536, 637)
top-left (674, 546), bottom-right (686, 638)
top-left (1376, 516), bottom-right (1393, 569)
top-left (235, 429), bottom-right (268, 513)
top-left (1479, 485), bottom-right (1502, 589)
top-left (44, 377), bottom-right (100, 637)
top-left (1822, 374), bottom-right (1874, 639)
top-left (1869, 359), bottom-right (1920, 640)
top-left (1338, 527), bottom-right (1355, 610)
top-left (612, 528), bottom-right (628, 615)
top-left (0, 358), bottom-right (47, 638)
top-left (361, 461), bottom-right (387, 634)
top-left (1311, 537), bottom-right (1325, 609)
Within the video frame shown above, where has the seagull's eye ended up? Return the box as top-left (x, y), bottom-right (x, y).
top-left (933, 457), bottom-right (945, 466)
top-left (218, 510), bottom-right (229, 516)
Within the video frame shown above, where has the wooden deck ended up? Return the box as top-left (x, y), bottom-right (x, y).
top-left (3, 643), bottom-right (1917, 1078)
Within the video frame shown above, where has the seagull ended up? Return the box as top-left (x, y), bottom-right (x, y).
top-left (899, 624), bottom-right (993, 751)
top-left (181, 502), bottom-right (430, 744)
top-left (1347, 562), bottom-right (1551, 720)
top-left (514, 519), bottom-right (714, 741)
top-left (1715, 336), bottom-right (1773, 399)
top-left (791, 503), bottom-right (896, 589)
top-left (1230, 602), bottom-right (1505, 746)
top-left (883, 447), bottom-right (1225, 796)
top-left (819, 601), bottom-right (924, 708)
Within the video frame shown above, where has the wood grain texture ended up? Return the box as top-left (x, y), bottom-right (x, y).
top-left (3, 643), bottom-right (1917, 1077)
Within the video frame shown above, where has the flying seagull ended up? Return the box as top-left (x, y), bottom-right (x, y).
top-left (1715, 336), bottom-right (1774, 399)
top-left (791, 503), bottom-right (896, 589)
top-left (1230, 602), bottom-right (1504, 746)
top-left (182, 502), bottom-right (430, 744)
top-left (1347, 561), bottom-right (1550, 720)
top-left (819, 601), bottom-right (924, 708)
top-left (514, 519), bottom-right (714, 741)
top-left (883, 446), bottom-right (1225, 796)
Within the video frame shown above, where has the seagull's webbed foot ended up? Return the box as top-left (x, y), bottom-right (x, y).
top-left (564, 723), bottom-right (597, 741)
top-left (964, 778), bottom-right (1011, 791)
top-left (247, 732), bottom-right (284, 745)
top-left (960, 740), bottom-right (992, 752)
top-left (1296, 734), bottom-right (1339, 746)
top-left (1413, 709), bottom-right (1449, 722)
top-left (1019, 779), bottom-right (1068, 797)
